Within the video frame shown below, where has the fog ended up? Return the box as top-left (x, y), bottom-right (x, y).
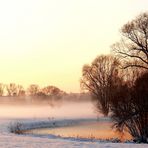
top-left (0, 98), bottom-right (97, 119)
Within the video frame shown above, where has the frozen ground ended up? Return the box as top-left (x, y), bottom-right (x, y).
top-left (0, 118), bottom-right (147, 148)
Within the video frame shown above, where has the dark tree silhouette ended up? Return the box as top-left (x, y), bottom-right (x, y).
top-left (112, 12), bottom-right (148, 69)
top-left (110, 72), bottom-right (148, 143)
top-left (132, 72), bottom-right (148, 142)
top-left (80, 53), bottom-right (148, 142)
top-left (80, 12), bottom-right (148, 142)
top-left (81, 55), bottom-right (119, 116)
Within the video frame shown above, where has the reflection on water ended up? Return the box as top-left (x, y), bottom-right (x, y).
top-left (28, 120), bottom-right (131, 141)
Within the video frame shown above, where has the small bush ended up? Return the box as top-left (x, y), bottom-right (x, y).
top-left (8, 122), bottom-right (24, 134)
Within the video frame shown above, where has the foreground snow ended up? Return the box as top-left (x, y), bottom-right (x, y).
top-left (0, 118), bottom-right (147, 148)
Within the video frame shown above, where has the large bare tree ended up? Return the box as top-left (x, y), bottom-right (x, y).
top-left (81, 55), bottom-right (119, 116)
top-left (112, 12), bottom-right (148, 69)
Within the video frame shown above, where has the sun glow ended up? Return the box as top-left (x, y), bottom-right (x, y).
top-left (0, 0), bottom-right (147, 92)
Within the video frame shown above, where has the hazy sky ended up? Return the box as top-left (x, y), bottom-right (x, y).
top-left (0, 0), bottom-right (147, 92)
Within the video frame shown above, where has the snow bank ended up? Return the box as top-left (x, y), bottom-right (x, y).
top-left (0, 118), bottom-right (147, 148)
top-left (9, 118), bottom-right (98, 131)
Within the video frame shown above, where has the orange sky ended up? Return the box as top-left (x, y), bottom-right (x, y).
top-left (0, 0), bottom-right (148, 92)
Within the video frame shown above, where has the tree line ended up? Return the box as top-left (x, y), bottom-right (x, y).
top-left (81, 12), bottom-right (148, 143)
top-left (0, 83), bottom-right (91, 103)
top-left (0, 83), bottom-right (65, 98)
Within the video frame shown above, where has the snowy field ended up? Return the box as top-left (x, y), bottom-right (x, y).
top-left (0, 118), bottom-right (147, 148)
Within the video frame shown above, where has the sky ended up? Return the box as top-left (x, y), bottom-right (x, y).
top-left (0, 0), bottom-right (148, 92)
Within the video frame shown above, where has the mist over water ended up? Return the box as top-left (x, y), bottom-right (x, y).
top-left (0, 97), bottom-right (131, 141)
top-left (0, 97), bottom-right (97, 119)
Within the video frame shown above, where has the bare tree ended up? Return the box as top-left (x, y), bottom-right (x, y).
top-left (110, 72), bottom-right (148, 143)
top-left (6, 84), bottom-right (25, 97)
top-left (6, 83), bottom-right (18, 96)
top-left (0, 83), bottom-right (5, 96)
top-left (17, 85), bottom-right (25, 96)
top-left (81, 55), bottom-right (119, 116)
top-left (80, 54), bottom-right (148, 142)
top-left (131, 72), bottom-right (148, 142)
top-left (112, 12), bottom-right (148, 69)
top-left (42, 85), bottom-right (64, 99)
top-left (27, 84), bottom-right (39, 96)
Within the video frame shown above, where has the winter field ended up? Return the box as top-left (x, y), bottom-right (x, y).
top-left (0, 118), bottom-right (147, 148)
top-left (0, 102), bottom-right (147, 148)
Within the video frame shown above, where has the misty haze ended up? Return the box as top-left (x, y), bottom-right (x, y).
top-left (0, 96), bottom-right (96, 119)
top-left (0, 0), bottom-right (147, 148)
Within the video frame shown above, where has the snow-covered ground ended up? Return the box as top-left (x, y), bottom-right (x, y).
top-left (0, 118), bottom-right (147, 148)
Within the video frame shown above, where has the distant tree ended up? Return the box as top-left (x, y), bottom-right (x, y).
top-left (0, 83), bottom-right (5, 96)
top-left (27, 84), bottom-right (39, 96)
top-left (6, 83), bottom-right (18, 96)
top-left (81, 55), bottom-right (119, 116)
top-left (17, 85), bottom-right (25, 96)
top-left (42, 85), bottom-right (64, 99)
top-left (112, 12), bottom-right (148, 69)
top-left (6, 83), bottom-right (25, 96)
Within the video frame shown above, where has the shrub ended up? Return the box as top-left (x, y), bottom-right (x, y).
top-left (8, 122), bottom-right (24, 134)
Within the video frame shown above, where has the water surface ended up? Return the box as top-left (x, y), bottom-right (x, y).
top-left (28, 120), bottom-right (131, 141)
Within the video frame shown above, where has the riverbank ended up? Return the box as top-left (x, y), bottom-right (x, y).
top-left (0, 118), bottom-right (146, 148)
